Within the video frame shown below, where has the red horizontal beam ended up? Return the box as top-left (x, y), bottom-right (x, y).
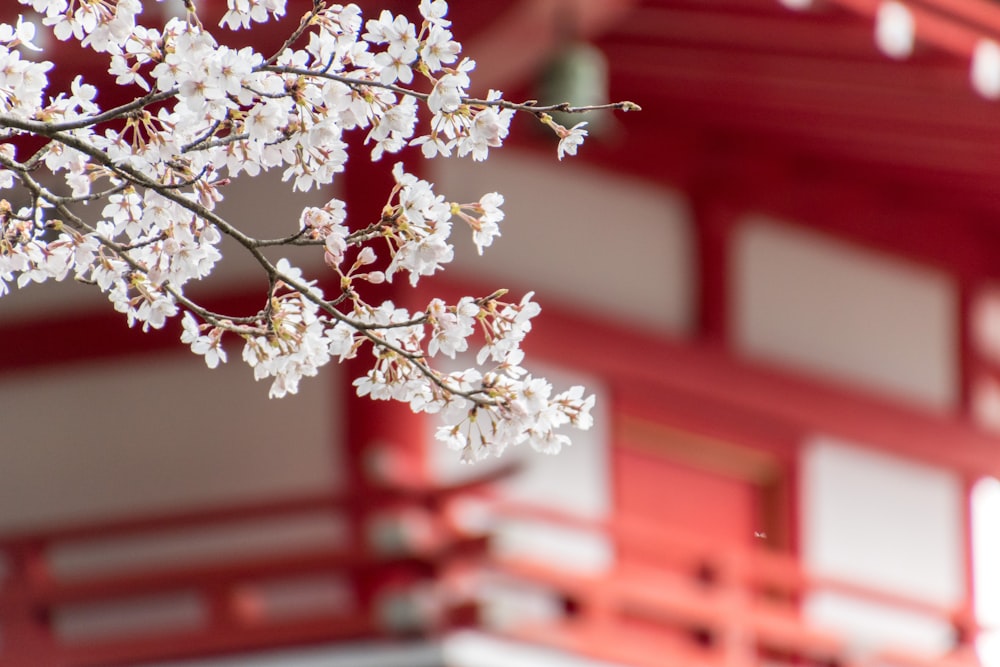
top-left (911, 0), bottom-right (1000, 35)
top-left (27, 549), bottom-right (372, 607)
top-left (602, 43), bottom-right (990, 131)
top-left (17, 535), bottom-right (489, 607)
top-left (0, 464), bottom-right (516, 547)
top-left (612, 4), bottom-right (884, 60)
top-left (628, 100), bottom-right (1000, 196)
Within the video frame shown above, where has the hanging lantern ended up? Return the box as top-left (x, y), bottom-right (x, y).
top-left (537, 39), bottom-right (611, 136)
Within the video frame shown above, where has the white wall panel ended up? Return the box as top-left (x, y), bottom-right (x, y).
top-left (436, 149), bottom-right (694, 335)
top-left (801, 436), bottom-right (965, 655)
top-left (733, 217), bottom-right (957, 409)
top-left (0, 170), bottom-right (332, 321)
top-left (0, 353), bottom-right (341, 533)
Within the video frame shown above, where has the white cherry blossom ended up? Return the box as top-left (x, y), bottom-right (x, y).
top-left (0, 0), bottom-right (640, 458)
top-left (556, 121), bottom-right (589, 161)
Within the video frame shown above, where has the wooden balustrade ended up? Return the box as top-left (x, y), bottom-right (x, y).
top-left (486, 502), bottom-right (983, 667)
top-left (0, 474), bottom-right (984, 667)
top-left (0, 466), bottom-right (515, 667)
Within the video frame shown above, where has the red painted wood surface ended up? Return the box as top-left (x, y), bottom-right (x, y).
top-left (615, 449), bottom-right (759, 552)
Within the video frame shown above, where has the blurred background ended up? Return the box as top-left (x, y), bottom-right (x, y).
top-left (1, 0), bottom-right (999, 665)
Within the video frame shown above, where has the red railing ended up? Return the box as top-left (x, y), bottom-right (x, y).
top-left (0, 479), bottom-right (984, 667)
top-left (485, 504), bottom-right (983, 667)
top-left (0, 465), bottom-right (516, 667)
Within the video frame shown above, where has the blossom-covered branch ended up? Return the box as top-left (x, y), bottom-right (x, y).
top-left (0, 0), bottom-right (638, 461)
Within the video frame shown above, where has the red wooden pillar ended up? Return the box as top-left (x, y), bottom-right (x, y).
top-left (0, 542), bottom-right (60, 666)
top-left (953, 219), bottom-right (991, 424)
top-left (336, 140), bottom-right (433, 631)
top-left (338, 140), bottom-right (430, 484)
top-left (691, 191), bottom-right (740, 347)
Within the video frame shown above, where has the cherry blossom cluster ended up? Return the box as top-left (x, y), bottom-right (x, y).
top-left (0, 0), bottom-right (637, 460)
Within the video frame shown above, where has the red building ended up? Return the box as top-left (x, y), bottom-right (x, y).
top-left (1, 1), bottom-right (999, 665)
